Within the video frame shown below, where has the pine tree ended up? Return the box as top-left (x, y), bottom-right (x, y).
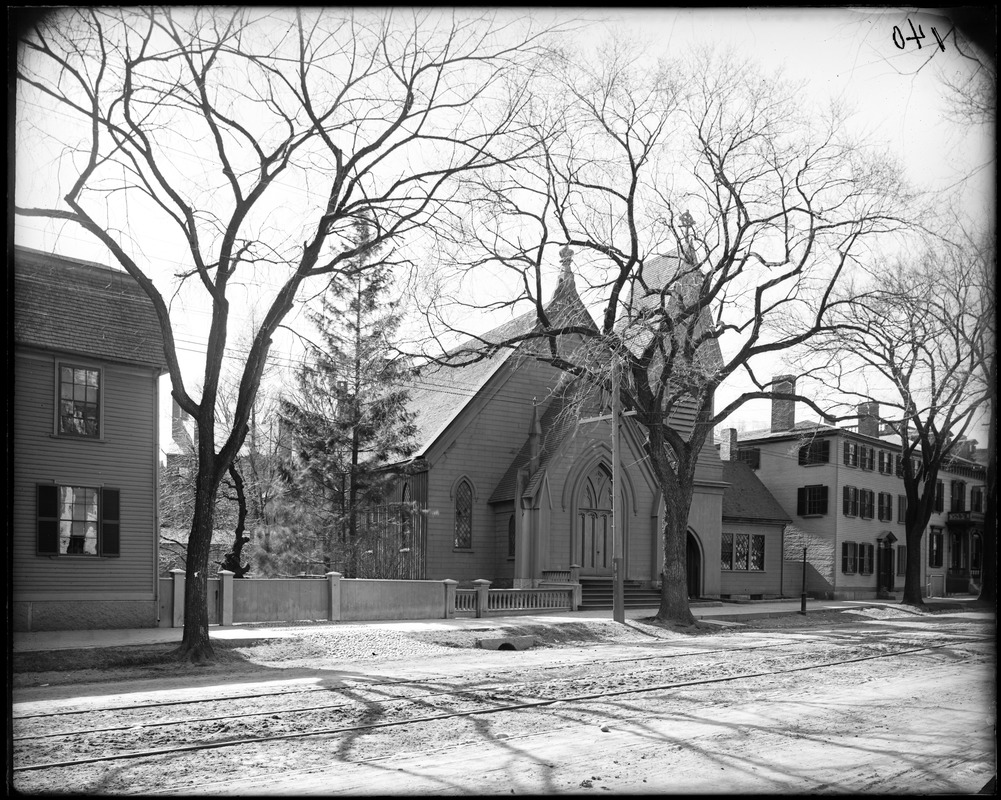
top-left (280, 224), bottom-right (418, 577)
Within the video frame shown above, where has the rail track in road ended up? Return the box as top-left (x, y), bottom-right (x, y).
top-left (13, 621), bottom-right (993, 784)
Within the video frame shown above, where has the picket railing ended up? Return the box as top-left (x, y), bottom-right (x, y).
top-left (453, 579), bottom-right (579, 618)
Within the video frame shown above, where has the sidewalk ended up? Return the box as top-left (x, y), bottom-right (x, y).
top-left (12, 595), bottom-right (986, 654)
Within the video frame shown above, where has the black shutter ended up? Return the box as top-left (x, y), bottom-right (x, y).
top-left (842, 541), bottom-right (850, 574)
top-left (797, 487), bottom-right (806, 516)
top-left (843, 486), bottom-right (851, 515)
top-left (820, 440), bottom-right (830, 463)
top-left (37, 485), bottom-right (59, 555)
top-left (819, 485), bottom-right (829, 514)
top-left (101, 488), bottom-right (121, 557)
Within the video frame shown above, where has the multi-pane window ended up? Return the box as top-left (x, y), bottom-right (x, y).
top-left (894, 454), bottom-right (903, 477)
top-left (721, 533), bottom-right (764, 571)
top-left (843, 541), bottom-right (874, 575)
top-left (877, 492), bottom-right (893, 521)
top-left (950, 481), bottom-right (966, 512)
top-left (934, 481), bottom-right (944, 512)
top-left (897, 495), bottom-right (907, 524)
top-left (798, 439), bottom-right (830, 465)
top-left (860, 447), bottom-right (875, 471)
top-left (928, 527), bottom-right (944, 568)
top-left (36, 484), bottom-right (120, 557)
top-left (58, 365), bottom-right (101, 437)
top-left (843, 486), bottom-right (859, 517)
top-left (843, 441), bottom-right (858, 467)
top-left (859, 489), bottom-right (875, 520)
top-left (971, 486), bottom-right (984, 513)
top-left (454, 479), bottom-right (472, 549)
top-left (736, 448), bottom-right (760, 469)
top-left (858, 543), bottom-right (874, 575)
top-left (896, 544), bottom-right (907, 576)
top-left (797, 485), bottom-right (829, 516)
top-left (842, 541), bottom-right (858, 574)
top-left (878, 450), bottom-right (892, 474)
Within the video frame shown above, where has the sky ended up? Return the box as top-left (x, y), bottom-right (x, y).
top-left (13, 6), bottom-right (995, 449)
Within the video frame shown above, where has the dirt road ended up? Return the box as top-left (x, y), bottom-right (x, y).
top-left (12, 608), bottom-right (996, 795)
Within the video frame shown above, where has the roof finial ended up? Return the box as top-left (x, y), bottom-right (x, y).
top-left (678, 211), bottom-right (696, 262)
top-left (559, 243), bottom-right (574, 272)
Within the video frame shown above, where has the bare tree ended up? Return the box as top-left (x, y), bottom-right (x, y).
top-left (804, 235), bottom-right (992, 606)
top-left (16, 7), bottom-right (555, 660)
top-left (423, 47), bottom-right (906, 625)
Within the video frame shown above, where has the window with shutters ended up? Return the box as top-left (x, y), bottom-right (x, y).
top-left (928, 527), bottom-right (944, 568)
top-left (896, 544), bottom-right (907, 576)
top-left (453, 478), bottom-right (473, 549)
top-left (858, 543), bottom-right (874, 575)
top-left (859, 489), bottom-right (875, 520)
top-left (860, 447), bottom-right (875, 471)
top-left (797, 485), bottom-right (828, 516)
top-left (841, 541), bottom-right (858, 574)
top-left (843, 441), bottom-right (858, 467)
top-left (877, 492), bottom-right (893, 521)
top-left (894, 454), bottom-right (903, 477)
top-left (897, 495), bottom-right (906, 524)
top-left (971, 486), bottom-right (984, 513)
top-left (798, 439), bottom-right (830, 465)
top-left (56, 364), bottom-right (102, 437)
top-left (934, 481), bottom-right (944, 512)
top-left (950, 481), bottom-right (966, 512)
top-left (36, 484), bottom-right (120, 557)
top-left (843, 486), bottom-right (859, 517)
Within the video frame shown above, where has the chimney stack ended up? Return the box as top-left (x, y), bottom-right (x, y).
top-left (770, 375), bottom-right (796, 433)
top-left (857, 402), bottom-right (880, 438)
top-left (719, 428), bottom-right (739, 462)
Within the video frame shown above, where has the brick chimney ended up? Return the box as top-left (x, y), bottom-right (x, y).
top-left (857, 402), bottom-right (880, 438)
top-left (719, 428), bottom-right (739, 462)
top-left (770, 375), bottom-right (796, 433)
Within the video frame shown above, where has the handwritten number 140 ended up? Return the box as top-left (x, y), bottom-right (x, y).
top-left (892, 18), bottom-right (946, 52)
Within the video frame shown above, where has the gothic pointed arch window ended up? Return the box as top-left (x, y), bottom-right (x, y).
top-left (401, 481), bottom-right (412, 547)
top-left (454, 478), bottom-right (473, 549)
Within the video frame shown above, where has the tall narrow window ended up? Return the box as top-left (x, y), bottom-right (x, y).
top-left (928, 527), bottom-right (944, 568)
top-left (950, 481), bottom-right (966, 512)
top-left (507, 515), bottom-right (516, 558)
top-left (400, 482), bottom-right (412, 546)
top-left (896, 544), bottom-right (907, 576)
top-left (454, 479), bottom-right (472, 549)
top-left (58, 365), bottom-right (101, 437)
top-left (935, 481), bottom-right (944, 512)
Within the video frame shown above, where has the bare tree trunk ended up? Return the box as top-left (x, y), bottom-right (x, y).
top-left (176, 470), bottom-right (219, 662)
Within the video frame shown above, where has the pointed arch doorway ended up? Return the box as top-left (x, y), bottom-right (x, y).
top-left (576, 463), bottom-right (615, 576)
top-left (686, 532), bottom-right (702, 599)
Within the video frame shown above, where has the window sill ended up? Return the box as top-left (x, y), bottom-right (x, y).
top-left (50, 433), bottom-right (106, 444)
top-left (452, 548), bottom-right (474, 554)
top-left (799, 514), bottom-right (826, 518)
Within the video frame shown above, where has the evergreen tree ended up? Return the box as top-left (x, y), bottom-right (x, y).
top-left (281, 225), bottom-right (418, 577)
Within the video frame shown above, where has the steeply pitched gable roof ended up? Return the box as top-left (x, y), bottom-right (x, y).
top-left (14, 247), bottom-right (166, 370)
top-left (405, 263), bottom-right (597, 459)
top-left (721, 460), bottom-right (791, 523)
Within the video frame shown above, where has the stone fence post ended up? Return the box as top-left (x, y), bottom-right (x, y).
top-left (170, 569), bottom-right (185, 628)
top-left (327, 572), bottom-right (342, 622)
top-left (442, 579), bottom-right (458, 619)
top-left (217, 569), bottom-right (234, 626)
top-left (472, 578), bottom-right (492, 619)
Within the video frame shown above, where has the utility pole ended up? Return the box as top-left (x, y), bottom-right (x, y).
top-left (611, 358), bottom-right (625, 624)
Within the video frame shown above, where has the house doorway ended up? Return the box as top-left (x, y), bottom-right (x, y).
top-left (576, 463), bottom-right (615, 576)
top-left (686, 532), bottom-right (701, 598)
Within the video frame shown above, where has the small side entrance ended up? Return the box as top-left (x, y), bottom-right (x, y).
top-left (686, 532), bottom-right (701, 599)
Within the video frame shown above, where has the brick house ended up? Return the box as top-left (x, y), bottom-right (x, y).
top-left (733, 377), bottom-right (987, 600)
top-left (13, 247), bottom-right (167, 631)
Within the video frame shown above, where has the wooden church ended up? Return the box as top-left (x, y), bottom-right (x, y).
top-left (379, 248), bottom-right (727, 599)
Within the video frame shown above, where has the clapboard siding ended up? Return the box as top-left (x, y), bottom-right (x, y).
top-left (13, 348), bottom-right (159, 599)
top-left (422, 357), bottom-right (564, 581)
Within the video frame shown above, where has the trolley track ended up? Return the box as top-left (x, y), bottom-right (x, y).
top-left (13, 626), bottom-right (993, 778)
